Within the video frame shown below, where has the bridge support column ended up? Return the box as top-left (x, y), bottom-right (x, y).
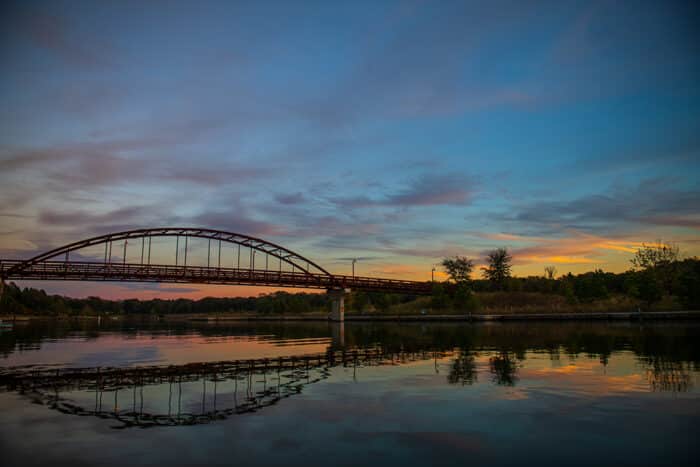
top-left (331, 322), bottom-right (345, 348)
top-left (328, 289), bottom-right (349, 322)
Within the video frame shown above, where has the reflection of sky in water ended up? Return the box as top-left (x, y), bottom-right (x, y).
top-left (1, 350), bottom-right (698, 467)
top-left (0, 322), bottom-right (698, 466)
top-left (1, 333), bottom-right (331, 368)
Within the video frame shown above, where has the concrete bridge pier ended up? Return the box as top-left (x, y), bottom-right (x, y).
top-left (328, 288), bottom-right (349, 322)
top-left (330, 322), bottom-right (345, 348)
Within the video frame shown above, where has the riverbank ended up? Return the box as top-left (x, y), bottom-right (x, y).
top-left (6, 310), bottom-right (699, 323)
top-left (188, 310), bottom-right (700, 322)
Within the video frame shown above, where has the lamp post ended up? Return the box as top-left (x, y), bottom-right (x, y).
top-left (431, 266), bottom-right (436, 282)
top-left (352, 258), bottom-right (357, 277)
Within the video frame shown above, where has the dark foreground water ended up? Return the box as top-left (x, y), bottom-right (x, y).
top-left (1, 319), bottom-right (698, 467)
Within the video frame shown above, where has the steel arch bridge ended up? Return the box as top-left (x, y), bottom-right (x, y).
top-left (0, 228), bottom-right (432, 295)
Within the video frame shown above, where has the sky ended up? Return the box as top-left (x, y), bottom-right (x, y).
top-left (1, 0), bottom-right (699, 299)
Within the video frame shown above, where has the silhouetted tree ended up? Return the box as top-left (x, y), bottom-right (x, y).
top-left (631, 242), bottom-right (684, 296)
top-left (482, 248), bottom-right (513, 290)
top-left (633, 269), bottom-right (663, 310)
top-left (441, 256), bottom-right (474, 284)
top-left (573, 269), bottom-right (610, 302)
top-left (631, 241), bottom-right (679, 270)
top-left (544, 266), bottom-right (557, 280)
top-left (441, 256), bottom-right (481, 311)
top-left (675, 258), bottom-right (700, 309)
top-left (430, 282), bottom-right (450, 309)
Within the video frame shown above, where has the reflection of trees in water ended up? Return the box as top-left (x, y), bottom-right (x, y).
top-left (445, 350), bottom-right (695, 392)
top-left (448, 351), bottom-right (478, 386)
top-left (3, 320), bottom-right (698, 420)
top-left (489, 351), bottom-right (519, 386)
top-left (0, 344), bottom-right (694, 433)
top-left (642, 357), bottom-right (693, 393)
top-left (447, 350), bottom-right (521, 387)
top-left (4, 320), bottom-right (700, 370)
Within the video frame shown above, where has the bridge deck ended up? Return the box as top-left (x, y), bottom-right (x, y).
top-left (0, 260), bottom-right (433, 295)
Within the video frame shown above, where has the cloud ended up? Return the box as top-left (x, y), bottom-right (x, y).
top-left (298, 2), bottom-right (542, 129)
top-left (644, 215), bottom-right (700, 229)
top-left (313, 232), bottom-right (472, 261)
top-left (0, 109), bottom-right (273, 180)
top-left (274, 192), bottom-right (306, 205)
top-left (472, 232), bottom-right (535, 242)
top-left (570, 128), bottom-right (700, 174)
top-left (505, 178), bottom-right (700, 233)
top-left (464, 229), bottom-right (658, 269)
top-left (364, 263), bottom-right (424, 278)
top-left (508, 232), bottom-right (647, 267)
top-left (10, 9), bottom-right (117, 70)
top-left (388, 174), bottom-right (475, 206)
top-left (331, 174), bottom-right (476, 208)
top-left (0, 133), bottom-right (272, 190)
top-left (513, 1), bottom-right (700, 109)
top-left (299, 216), bottom-right (385, 239)
top-left (189, 211), bottom-right (287, 238)
top-left (37, 206), bottom-right (147, 227)
top-left (332, 256), bottom-right (383, 262)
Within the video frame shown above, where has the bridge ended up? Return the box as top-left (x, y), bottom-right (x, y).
top-left (0, 227), bottom-right (433, 320)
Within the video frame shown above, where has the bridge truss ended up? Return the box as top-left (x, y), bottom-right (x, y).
top-left (0, 228), bottom-right (432, 295)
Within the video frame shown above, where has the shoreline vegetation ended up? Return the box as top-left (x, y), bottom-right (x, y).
top-left (2, 311), bottom-right (700, 323)
top-left (1, 244), bottom-right (697, 322)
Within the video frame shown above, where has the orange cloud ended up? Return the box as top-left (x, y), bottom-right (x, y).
top-left (366, 263), bottom-right (429, 281)
top-left (477, 232), bottom-right (536, 242)
top-left (505, 231), bottom-right (653, 273)
top-left (468, 231), bottom-right (647, 268)
top-left (519, 255), bottom-right (598, 265)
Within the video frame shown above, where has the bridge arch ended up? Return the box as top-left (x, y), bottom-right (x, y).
top-left (6, 227), bottom-right (332, 277)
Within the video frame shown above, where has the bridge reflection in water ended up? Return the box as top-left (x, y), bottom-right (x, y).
top-left (1, 344), bottom-right (693, 429)
top-left (0, 348), bottom-right (452, 429)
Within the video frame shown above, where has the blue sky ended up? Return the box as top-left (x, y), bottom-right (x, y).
top-left (1, 0), bottom-right (699, 298)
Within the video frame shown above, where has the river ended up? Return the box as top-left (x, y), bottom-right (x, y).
top-left (0, 319), bottom-right (698, 466)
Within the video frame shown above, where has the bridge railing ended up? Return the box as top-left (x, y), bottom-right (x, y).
top-left (0, 260), bottom-right (433, 294)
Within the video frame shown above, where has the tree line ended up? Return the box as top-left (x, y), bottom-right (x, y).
top-left (0, 287), bottom-right (335, 316)
top-left (435, 242), bottom-right (699, 311)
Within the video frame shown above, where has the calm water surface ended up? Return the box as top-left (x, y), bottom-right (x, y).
top-left (1, 319), bottom-right (698, 466)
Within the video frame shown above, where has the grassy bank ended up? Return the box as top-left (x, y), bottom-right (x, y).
top-left (373, 291), bottom-right (680, 316)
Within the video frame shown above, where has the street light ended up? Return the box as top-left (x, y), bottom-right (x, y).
top-left (431, 266), bottom-right (436, 282)
top-left (352, 258), bottom-right (358, 277)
